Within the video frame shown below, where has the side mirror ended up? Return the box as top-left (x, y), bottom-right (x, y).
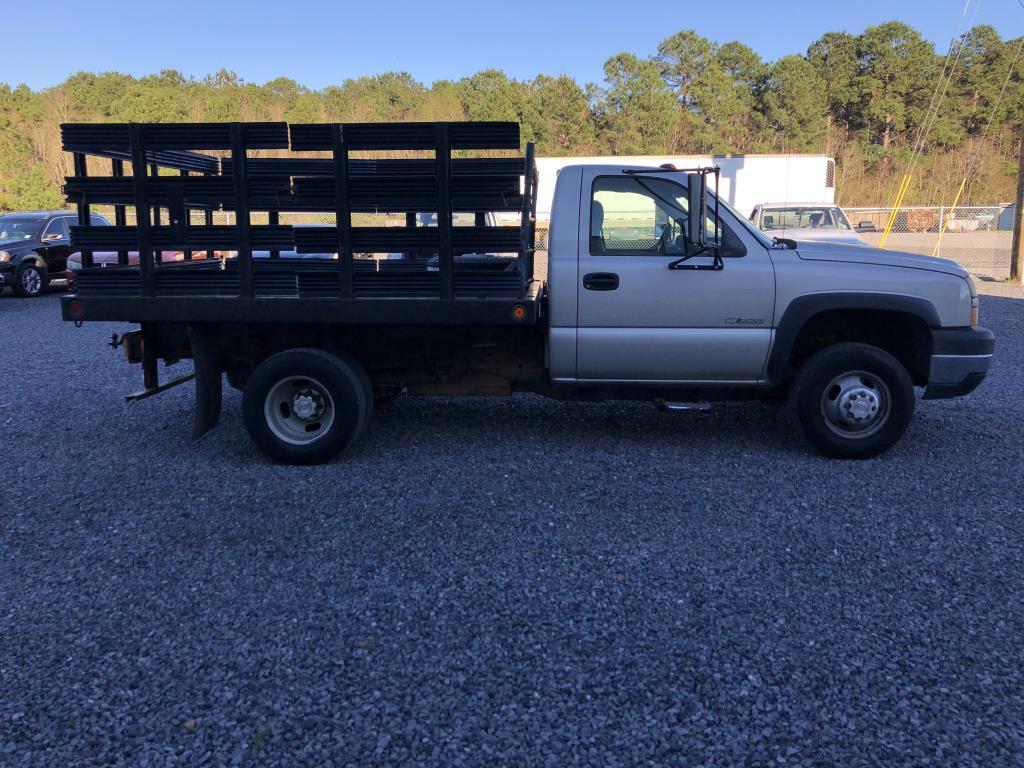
top-left (686, 173), bottom-right (706, 247)
top-left (669, 170), bottom-right (723, 271)
top-left (856, 220), bottom-right (875, 232)
top-left (42, 232), bottom-right (64, 243)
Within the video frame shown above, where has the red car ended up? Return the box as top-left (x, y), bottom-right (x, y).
top-left (65, 250), bottom-right (215, 289)
top-left (66, 247), bottom-right (333, 289)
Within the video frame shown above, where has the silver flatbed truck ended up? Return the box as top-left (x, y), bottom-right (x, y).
top-left (60, 120), bottom-right (993, 463)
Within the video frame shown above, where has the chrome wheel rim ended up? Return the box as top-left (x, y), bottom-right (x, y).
top-left (22, 268), bottom-right (42, 295)
top-left (820, 370), bottom-right (890, 439)
top-left (264, 375), bottom-right (335, 445)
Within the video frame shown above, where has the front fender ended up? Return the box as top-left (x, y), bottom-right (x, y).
top-left (766, 292), bottom-right (940, 380)
top-left (16, 251), bottom-right (47, 271)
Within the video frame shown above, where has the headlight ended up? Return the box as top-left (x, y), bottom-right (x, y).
top-left (0, 251), bottom-right (10, 263)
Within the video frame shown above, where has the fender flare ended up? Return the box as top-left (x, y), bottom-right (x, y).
top-left (766, 292), bottom-right (940, 380)
top-left (17, 252), bottom-right (47, 273)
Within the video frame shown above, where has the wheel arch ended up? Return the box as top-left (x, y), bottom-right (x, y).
top-left (18, 251), bottom-right (47, 270)
top-left (768, 293), bottom-right (939, 385)
top-left (241, 345), bottom-right (372, 464)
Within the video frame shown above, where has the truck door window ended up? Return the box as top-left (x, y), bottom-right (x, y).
top-left (590, 176), bottom-right (722, 256)
top-left (43, 218), bottom-right (71, 241)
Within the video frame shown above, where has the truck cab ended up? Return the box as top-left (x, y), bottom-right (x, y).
top-left (540, 163), bottom-right (991, 457)
top-left (548, 165), bottom-right (774, 383)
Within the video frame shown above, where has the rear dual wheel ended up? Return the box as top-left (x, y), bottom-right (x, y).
top-left (242, 348), bottom-right (372, 464)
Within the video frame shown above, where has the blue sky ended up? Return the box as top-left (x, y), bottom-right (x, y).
top-left (6, 0), bottom-right (1023, 90)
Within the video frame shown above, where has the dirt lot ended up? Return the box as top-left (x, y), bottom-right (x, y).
top-left (1, 283), bottom-right (1023, 766)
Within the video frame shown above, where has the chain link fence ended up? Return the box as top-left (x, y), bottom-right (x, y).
top-left (87, 206), bottom-right (1011, 280)
top-left (537, 207), bottom-right (1013, 280)
top-left (845, 205), bottom-right (1013, 279)
top-left (90, 207), bottom-right (399, 228)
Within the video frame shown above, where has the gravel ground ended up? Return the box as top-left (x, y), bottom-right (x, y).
top-left (2, 283), bottom-right (1023, 767)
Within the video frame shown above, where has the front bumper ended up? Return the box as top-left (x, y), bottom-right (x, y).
top-left (923, 326), bottom-right (995, 399)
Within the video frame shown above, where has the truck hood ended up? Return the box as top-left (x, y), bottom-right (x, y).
top-left (775, 228), bottom-right (867, 246)
top-left (794, 240), bottom-right (969, 278)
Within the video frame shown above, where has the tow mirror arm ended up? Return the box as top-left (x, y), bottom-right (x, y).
top-left (668, 246), bottom-right (724, 271)
top-left (668, 168), bottom-right (723, 271)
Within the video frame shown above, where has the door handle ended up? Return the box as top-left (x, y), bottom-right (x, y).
top-left (583, 272), bottom-right (619, 291)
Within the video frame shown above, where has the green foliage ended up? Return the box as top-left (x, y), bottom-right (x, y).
top-left (530, 75), bottom-right (594, 154)
top-left (599, 53), bottom-right (676, 154)
top-left (854, 22), bottom-right (937, 148)
top-left (0, 166), bottom-right (63, 210)
top-left (0, 21), bottom-right (1020, 211)
top-left (807, 31), bottom-right (859, 123)
top-left (655, 32), bottom-right (767, 152)
top-left (757, 55), bottom-right (827, 152)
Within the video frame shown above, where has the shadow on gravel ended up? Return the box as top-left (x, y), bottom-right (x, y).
top-left (147, 368), bottom-right (994, 467)
top-left (27, 289), bottom-right (1020, 468)
top-left (234, 393), bottom-right (807, 465)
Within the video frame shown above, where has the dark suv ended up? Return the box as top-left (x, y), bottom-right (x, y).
top-left (0, 211), bottom-right (110, 297)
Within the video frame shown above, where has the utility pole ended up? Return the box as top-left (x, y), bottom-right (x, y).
top-left (1012, 122), bottom-right (1024, 283)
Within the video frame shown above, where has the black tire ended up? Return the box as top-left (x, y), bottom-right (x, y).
top-left (13, 262), bottom-right (46, 298)
top-left (351, 359), bottom-right (374, 436)
top-left (242, 348), bottom-right (370, 464)
top-left (789, 342), bottom-right (915, 459)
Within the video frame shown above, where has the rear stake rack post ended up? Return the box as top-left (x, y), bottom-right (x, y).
top-left (436, 123), bottom-right (454, 301)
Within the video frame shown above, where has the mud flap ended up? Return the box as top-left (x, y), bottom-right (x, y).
top-left (188, 324), bottom-right (222, 441)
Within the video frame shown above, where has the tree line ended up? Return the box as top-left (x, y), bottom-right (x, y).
top-left (0, 21), bottom-right (1020, 212)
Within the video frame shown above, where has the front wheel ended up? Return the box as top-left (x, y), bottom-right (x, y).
top-left (790, 343), bottom-right (915, 459)
top-left (13, 263), bottom-right (46, 298)
top-left (242, 348), bottom-right (371, 464)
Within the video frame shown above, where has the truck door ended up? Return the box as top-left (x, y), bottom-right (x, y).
top-left (576, 169), bottom-right (775, 382)
top-left (39, 216), bottom-right (73, 276)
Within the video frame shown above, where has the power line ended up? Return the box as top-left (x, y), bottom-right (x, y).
top-left (930, 33), bottom-right (1022, 255)
top-left (963, 33), bottom-right (1024, 188)
top-left (880, 2), bottom-right (981, 246)
top-left (907, 0), bottom-right (982, 176)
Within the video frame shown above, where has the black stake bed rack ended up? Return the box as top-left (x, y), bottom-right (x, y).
top-left (60, 121), bottom-right (540, 326)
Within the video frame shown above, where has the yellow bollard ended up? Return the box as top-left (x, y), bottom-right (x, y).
top-left (880, 174), bottom-right (912, 250)
top-left (931, 177), bottom-right (967, 258)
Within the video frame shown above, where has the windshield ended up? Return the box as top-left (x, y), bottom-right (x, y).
top-left (0, 216), bottom-right (43, 242)
top-left (713, 195), bottom-right (774, 249)
top-left (761, 206), bottom-right (852, 231)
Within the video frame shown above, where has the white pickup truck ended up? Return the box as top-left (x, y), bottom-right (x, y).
top-left (749, 202), bottom-right (868, 246)
top-left (61, 121), bottom-right (994, 464)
